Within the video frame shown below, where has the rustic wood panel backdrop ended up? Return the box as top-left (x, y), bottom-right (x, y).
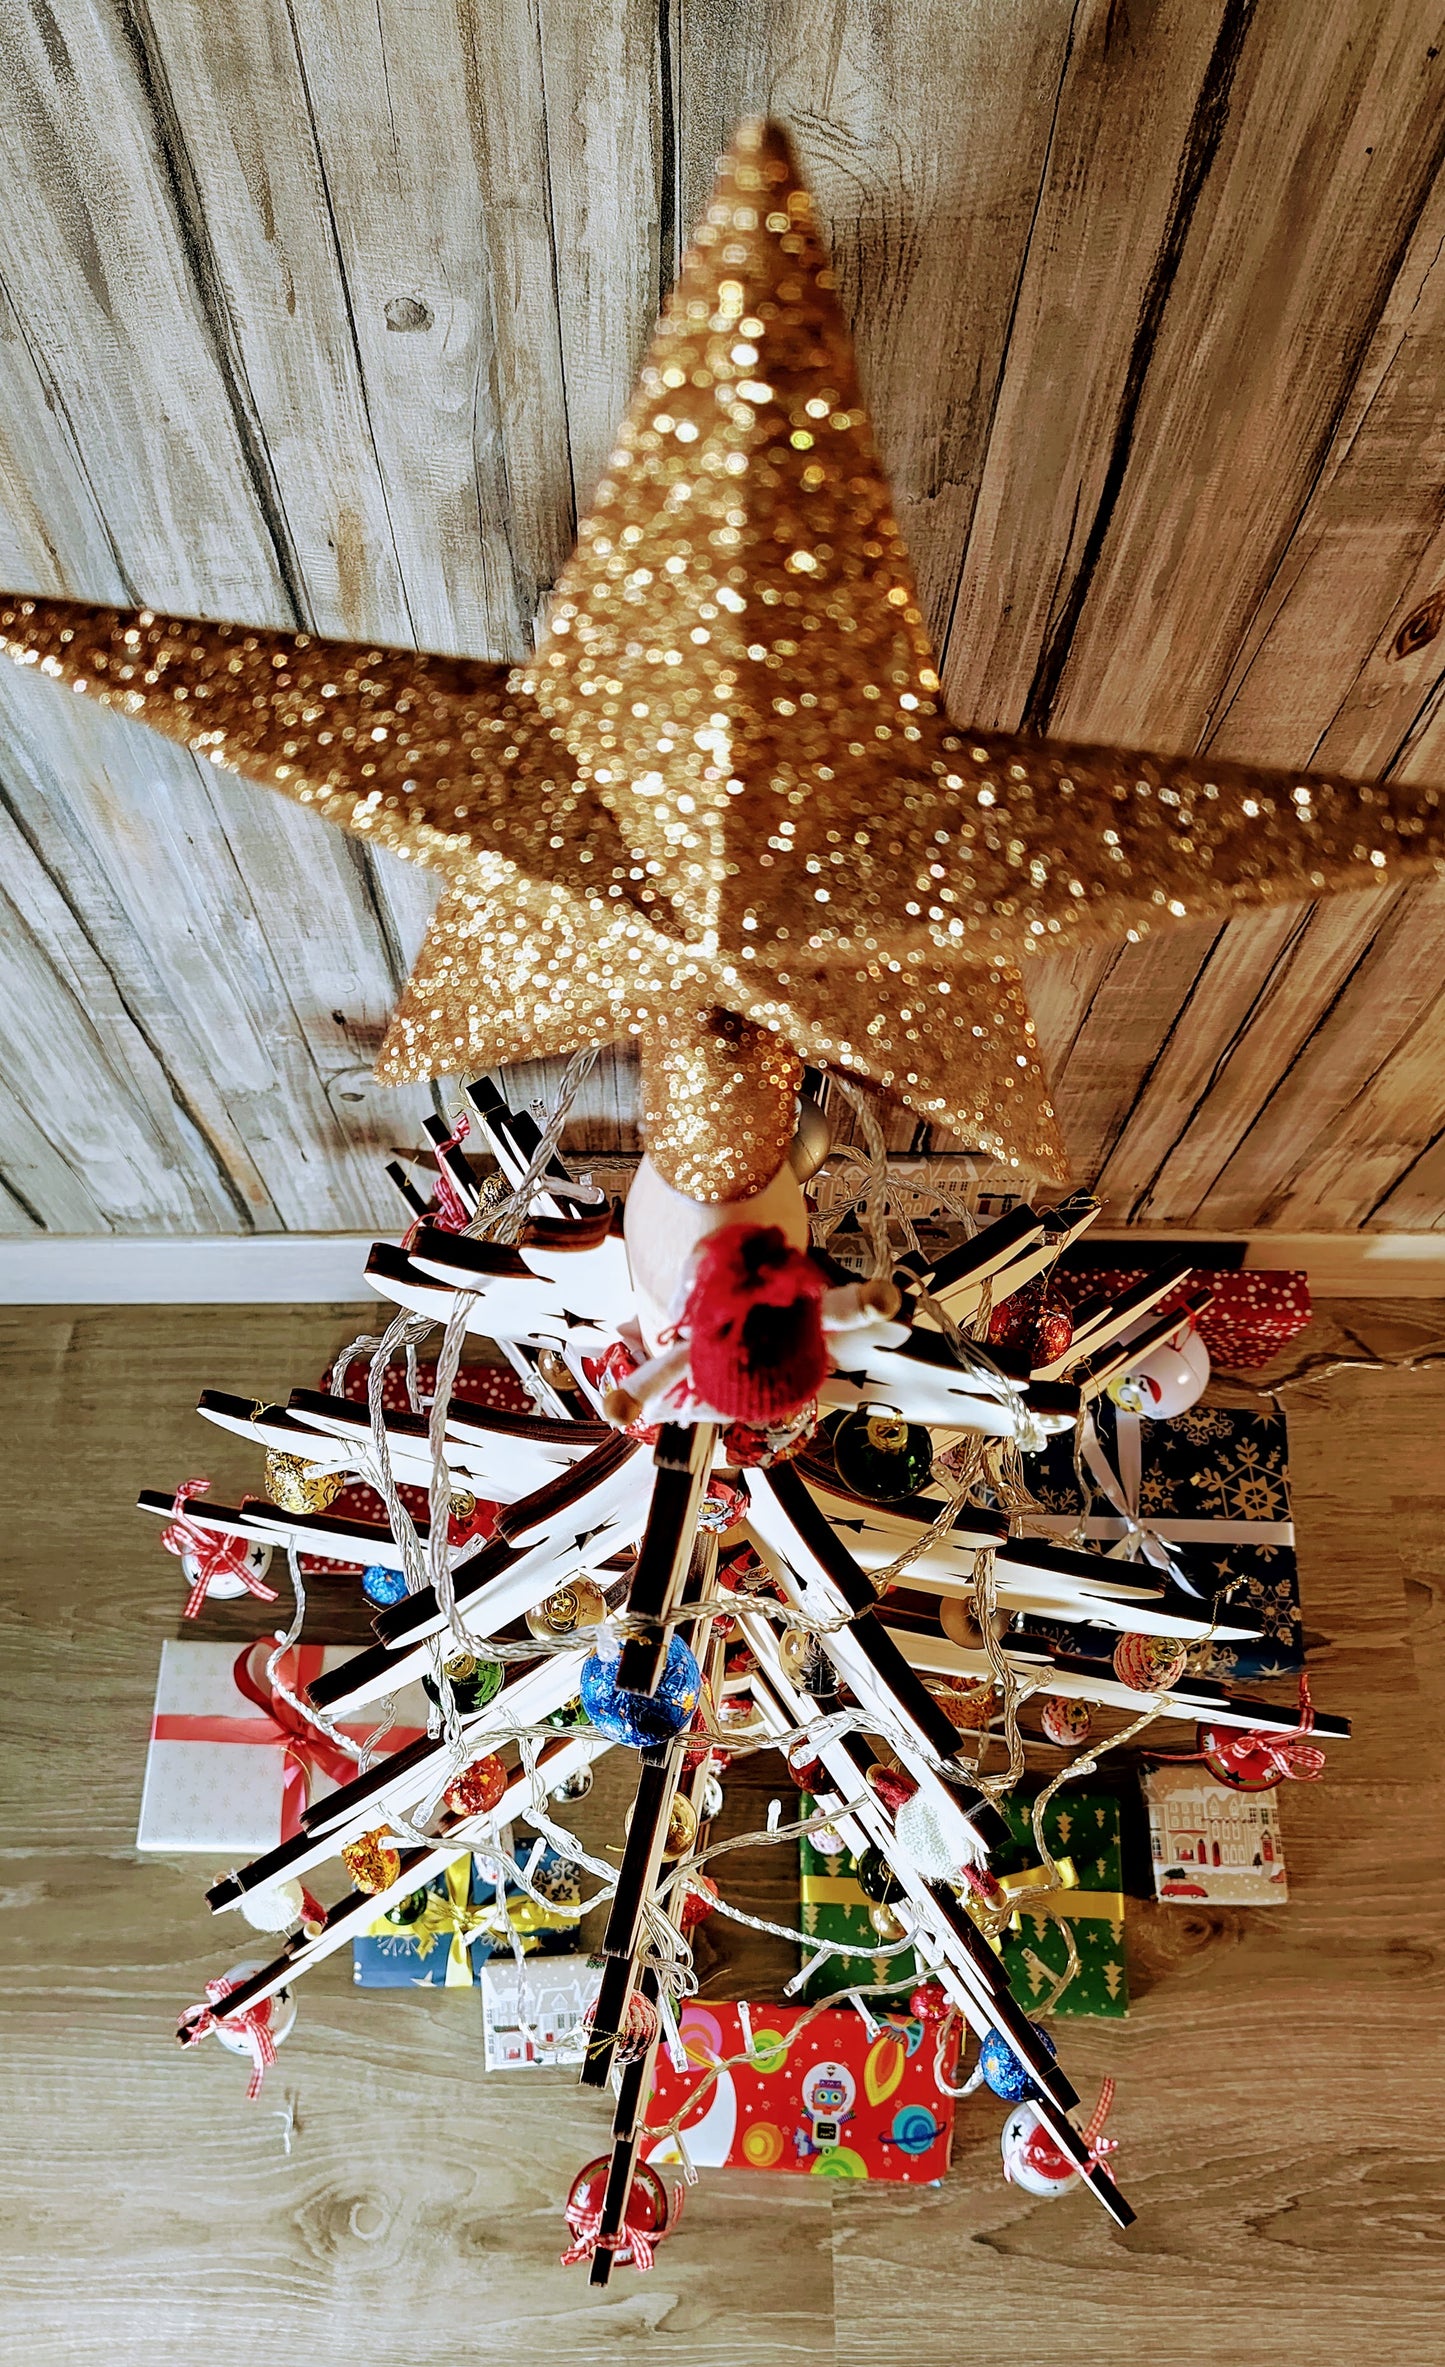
top-left (3, 0), bottom-right (1445, 1234)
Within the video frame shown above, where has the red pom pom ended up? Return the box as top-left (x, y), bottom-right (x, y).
top-left (684, 1225), bottom-right (827, 1426)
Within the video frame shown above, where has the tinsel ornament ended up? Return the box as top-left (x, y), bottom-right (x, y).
top-left (579, 1626), bottom-right (702, 1748)
top-left (8, 122), bottom-right (1445, 1190)
top-left (264, 1452), bottom-right (344, 1515)
top-left (933, 1678), bottom-right (999, 1733)
top-left (341, 1830), bottom-right (401, 1896)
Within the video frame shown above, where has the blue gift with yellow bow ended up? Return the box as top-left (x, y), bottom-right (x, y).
top-left (351, 1846), bottom-right (583, 1988)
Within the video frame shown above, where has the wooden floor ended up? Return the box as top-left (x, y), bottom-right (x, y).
top-left (2, 1296), bottom-right (1443, 2365)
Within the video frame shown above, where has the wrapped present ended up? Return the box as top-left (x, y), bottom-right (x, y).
top-left (1144, 1764), bottom-right (1288, 1905)
top-left (136, 1639), bottom-right (428, 1854)
top-left (1020, 1397), bottom-right (1302, 1679)
top-left (352, 1841), bottom-right (586, 1987)
top-left (352, 1856), bottom-right (493, 1987)
top-left (993, 1785), bottom-right (1129, 2019)
top-left (798, 1801), bottom-right (918, 2004)
top-left (1054, 1264), bottom-right (1310, 1371)
top-left (300, 1355), bottom-right (526, 1573)
top-left (643, 2000), bottom-right (957, 2182)
top-left (481, 1955), bottom-right (604, 2068)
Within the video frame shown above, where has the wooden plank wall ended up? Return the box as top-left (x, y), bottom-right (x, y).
top-left (2, 1), bottom-right (1445, 1232)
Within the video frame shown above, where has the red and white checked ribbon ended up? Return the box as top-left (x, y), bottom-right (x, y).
top-left (560, 2182), bottom-right (682, 2273)
top-left (180, 1977), bottom-right (278, 2102)
top-left (161, 1479), bottom-right (278, 1621)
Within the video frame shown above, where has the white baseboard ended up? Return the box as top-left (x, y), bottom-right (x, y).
top-left (1, 1227), bottom-right (1444, 1303)
top-left (0, 1233), bottom-right (387, 1303)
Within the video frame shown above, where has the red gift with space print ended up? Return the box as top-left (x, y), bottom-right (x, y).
top-left (641, 1999), bottom-right (958, 2183)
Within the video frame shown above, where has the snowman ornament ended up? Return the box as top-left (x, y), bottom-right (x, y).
top-left (1001, 2079), bottom-right (1117, 2197)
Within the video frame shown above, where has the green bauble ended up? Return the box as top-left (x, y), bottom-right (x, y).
top-left (423, 1652), bottom-right (505, 1715)
top-left (382, 1889), bottom-right (429, 1928)
top-left (832, 1411), bottom-right (934, 1503)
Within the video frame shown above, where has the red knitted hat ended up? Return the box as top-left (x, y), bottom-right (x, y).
top-left (682, 1224), bottom-right (828, 1425)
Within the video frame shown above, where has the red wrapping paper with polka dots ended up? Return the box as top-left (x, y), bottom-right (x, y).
top-left (1055, 1269), bottom-right (1310, 1371)
top-left (297, 1357), bottom-right (527, 1575)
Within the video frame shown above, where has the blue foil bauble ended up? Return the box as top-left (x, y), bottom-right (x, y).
top-left (579, 1632), bottom-right (702, 1748)
top-left (980, 2024), bottom-right (1056, 2103)
top-left (362, 1564), bottom-right (407, 1606)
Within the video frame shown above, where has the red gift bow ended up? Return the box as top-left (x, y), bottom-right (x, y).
top-left (1153, 1673), bottom-right (1326, 1788)
top-left (150, 1642), bottom-right (426, 1840)
top-left (161, 1479), bottom-right (280, 1621)
top-left (180, 1975), bottom-right (279, 2101)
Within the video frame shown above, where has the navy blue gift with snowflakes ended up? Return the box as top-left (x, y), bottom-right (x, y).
top-left (1023, 1399), bottom-right (1303, 1681)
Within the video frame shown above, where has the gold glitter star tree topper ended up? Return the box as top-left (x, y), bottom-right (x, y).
top-left (3, 117), bottom-right (1445, 1201)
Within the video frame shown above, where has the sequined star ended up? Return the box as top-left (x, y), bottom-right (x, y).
top-left (3, 118), bottom-right (1443, 1193)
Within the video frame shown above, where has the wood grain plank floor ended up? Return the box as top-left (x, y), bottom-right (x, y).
top-left (1, 1299), bottom-right (1442, 2364)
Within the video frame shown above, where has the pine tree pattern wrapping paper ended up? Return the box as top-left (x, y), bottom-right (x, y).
top-left (797, 1803), bottom-right (918, 2005)
top-left (995, 1787), bottom-right (1129, 2020)
top-left (1022, 1399), bottom-right (1303, 1681)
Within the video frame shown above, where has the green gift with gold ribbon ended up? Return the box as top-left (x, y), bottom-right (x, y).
top-left (993, 1785), bottom-right (1129, 2020)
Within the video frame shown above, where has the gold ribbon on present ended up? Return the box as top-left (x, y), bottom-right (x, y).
top-left (367, 1855), bottom-right (491, 1986)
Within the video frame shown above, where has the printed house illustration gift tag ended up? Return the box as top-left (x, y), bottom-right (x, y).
top-left (1145, 1764), bottom-right (1289, 1905)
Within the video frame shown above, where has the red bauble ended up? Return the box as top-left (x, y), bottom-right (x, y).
top-left (582, 1345), bottom-right (662, 1442)
top-left (563, 2157), bottom-right (673, 2270)
top-left (679, 1873), bottom-right (719, 1930)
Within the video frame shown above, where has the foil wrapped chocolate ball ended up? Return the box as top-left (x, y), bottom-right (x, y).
top-left (264, 1450), bottom-right (344, 1515)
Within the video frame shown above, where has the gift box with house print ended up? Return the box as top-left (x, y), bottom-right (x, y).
top-left (1019, 1398), bottom-right (1303, 1681)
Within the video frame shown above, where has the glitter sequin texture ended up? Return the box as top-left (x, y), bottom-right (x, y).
top-left (2, 118), bottom-right (1443, 1194)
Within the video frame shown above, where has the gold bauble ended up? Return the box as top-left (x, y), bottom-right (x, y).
top-left (626, 1791), bottom-right (699, 1861)
top-left (779, 1625), bottom-right (814, 1677)
top-left (536, 1347), bottom-right (582, 1394)
top-left (869, 1901), bottom-right (906, 1941)
top-left (264, 1450), bottom-right (344, 1515)
top-left (525, 1578), bottom-right (608, 1640)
